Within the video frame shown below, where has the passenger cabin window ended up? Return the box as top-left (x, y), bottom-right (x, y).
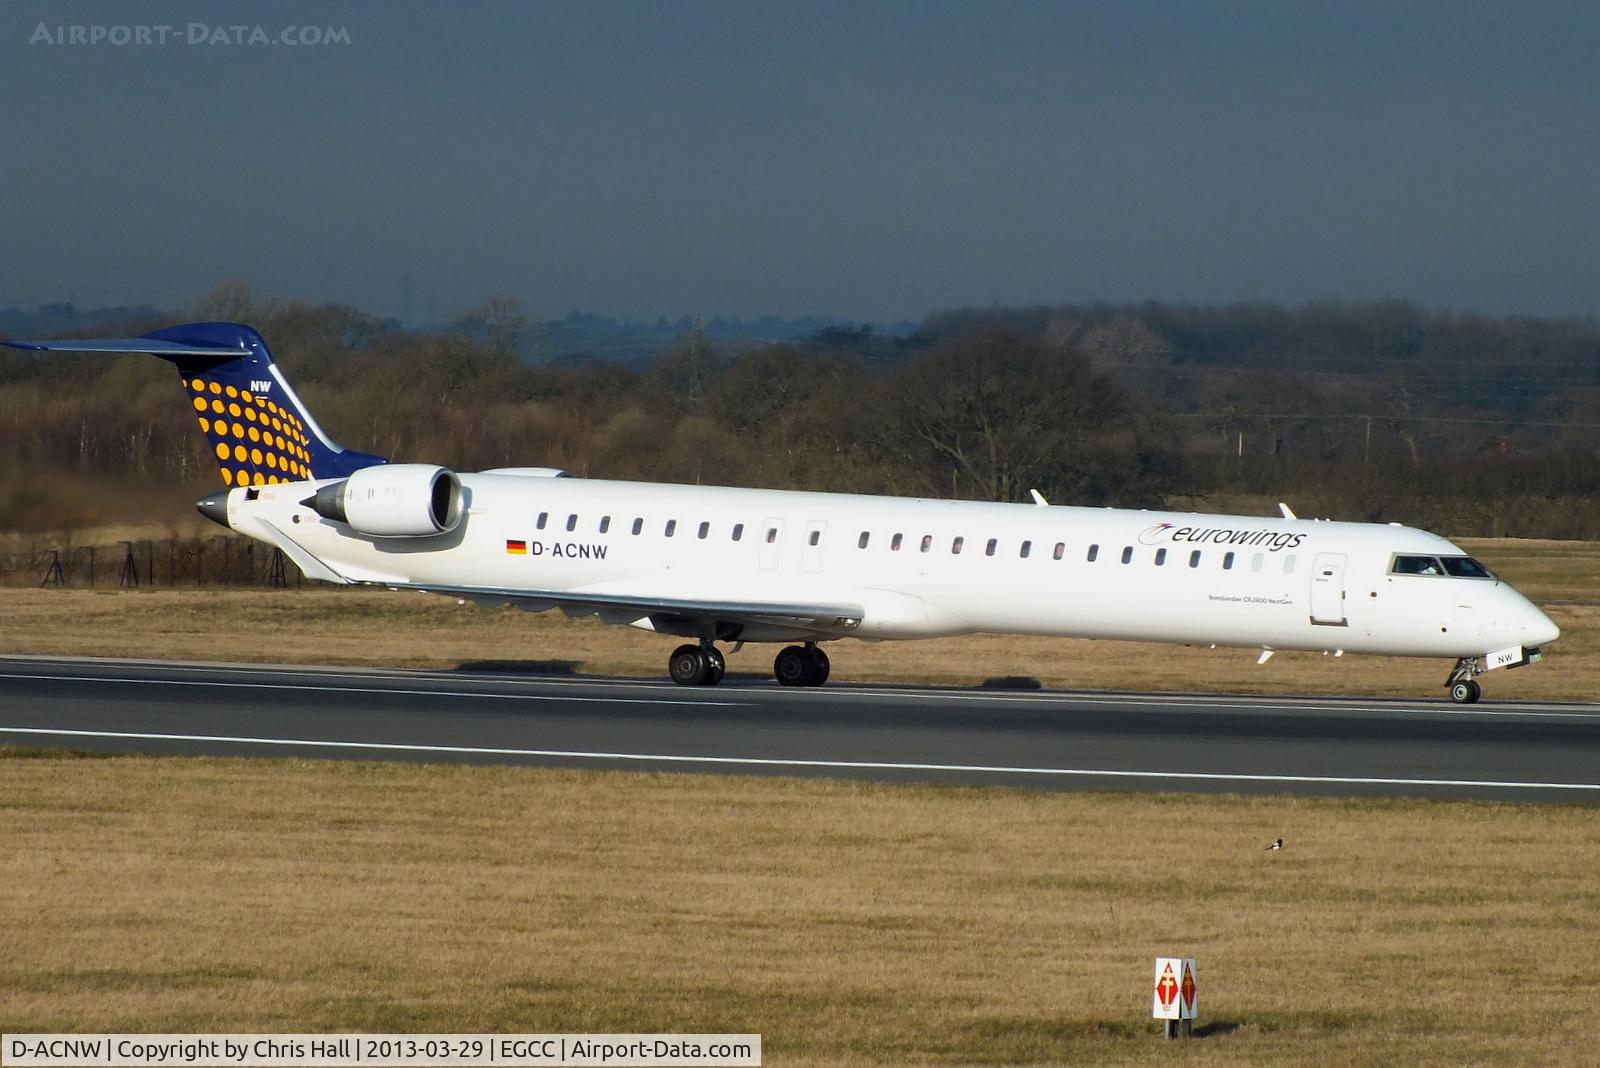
top-left (1121, 546), bottom-right (1133, 564)
top-left (1053, 542), bottom-right (1065, 560)
top-left (1087, 544), bottom-right (1099, 562)
top-left (892, 533), bottom-right (903, 551)
top-left (631, 518), bottom-right (643, 535)
top-left (1251, 553), bottom-right (1264, 572)
top-left (1154, 548), bottom-right (1167, 566)
top-left (732, 523), bottom-right (744, 541)
top-left (952, 536), bottom-right (964, 554)
top-left (566, 514), bottom-right (577, 532)
top-left (599, 516), bottom-right (610, 534)
top-left (536, 512), bottom-right (548, 530)
top-left (920, 535), bottom-right (932, 553)
top-left (698, 521), bottom-right (710, 540)
top-left (985, 538), bottom-right (997, 557)
top-left (1020, 540), bottom-right (1031, 559)
top-left (1189, 550), bottom-right (1201, 568)
top-left (858, 531), bottom-right (870, 549)
top-left (766, 527), bottom-right (778, 544)
top-left (1283, 554), bottom-right (1297, 574)
top-left (665, 520), bottom-right (677, 537)
top-left (1222, 551), bottom-right (1235, 570)
top-left (809, 529), bottom-right (821, 546)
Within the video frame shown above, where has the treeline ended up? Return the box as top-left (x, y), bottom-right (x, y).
top-left (3, 283), bottom-right (1599, 538)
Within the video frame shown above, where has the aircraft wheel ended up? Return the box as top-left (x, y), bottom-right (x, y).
top-left (669, 644), bottom-right (711, 686)
top-left (704, 646), bottom-right (726, 685)
top-left (1449, 679), bottom-right (1481, 704)
top-left (806, 646), bottom-right (830, 686)
top-left (774, 645), bottom-right (811, 686)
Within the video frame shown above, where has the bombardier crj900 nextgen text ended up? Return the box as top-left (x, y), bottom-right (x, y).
top-left (4, 323), bottom-right (1560, 702)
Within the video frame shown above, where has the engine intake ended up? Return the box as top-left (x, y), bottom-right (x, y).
top-left (305, 464), bottom-right (463, 537)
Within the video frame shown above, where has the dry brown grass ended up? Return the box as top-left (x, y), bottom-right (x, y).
top-left (1456, 536), bottom-right (1600, 595)
top-left (0, 583), bottom-right (1592, 701)
top-left (2, 752), bottom-right (1597, 1065)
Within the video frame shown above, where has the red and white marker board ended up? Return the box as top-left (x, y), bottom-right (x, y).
top-left (1152, 957), bottom-right (1197, 1021)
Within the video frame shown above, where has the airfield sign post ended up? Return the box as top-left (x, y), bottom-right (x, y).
top-left (1153, 957), bottom-right (1197, 1038)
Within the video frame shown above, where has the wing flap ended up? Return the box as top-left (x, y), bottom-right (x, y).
top-left (364, 580), bottom-right (864, 631)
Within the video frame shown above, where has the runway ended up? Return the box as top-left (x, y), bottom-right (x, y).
top-left (1, 655), bottom-right (1598, 801)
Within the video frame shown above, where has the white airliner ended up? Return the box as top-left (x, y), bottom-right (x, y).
top-left (3, 322), bottom-right (1559, 702)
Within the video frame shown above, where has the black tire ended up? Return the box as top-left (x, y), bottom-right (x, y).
top-left (669, 644), bottom-right (709, 686)
top-left (807, 646), bottom-right (831, 686)
top-left (704, 646), bottom-right (726, 686)
top-left (774, 645), bottom-right (809, 686)
top-left (1449, 679), bottom-right (1481, 704)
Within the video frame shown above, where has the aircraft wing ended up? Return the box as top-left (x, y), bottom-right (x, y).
top-left (364, 580), bottom-right (865, 631)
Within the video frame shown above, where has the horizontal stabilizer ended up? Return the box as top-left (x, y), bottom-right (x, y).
top-left (3, 321), bottom-right (386, 485)
top-left (0, 337), bottom-right (245, 357)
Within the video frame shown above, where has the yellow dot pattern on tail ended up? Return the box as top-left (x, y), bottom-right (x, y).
top-left (184, 376), bottom-right (313, 486)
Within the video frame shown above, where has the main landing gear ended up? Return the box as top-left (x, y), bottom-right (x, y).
top-left (668, 643), bottom-right (725, 686)
top-left (1446, 657), bottom-right (1482, 704)
top-left (665, 642), bottom-right (831, 687)
top-left (773, 644), bottom-right (830, 687)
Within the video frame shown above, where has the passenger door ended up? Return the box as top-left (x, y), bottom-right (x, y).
top-left (1309, 552), bottom-right (1348, 626)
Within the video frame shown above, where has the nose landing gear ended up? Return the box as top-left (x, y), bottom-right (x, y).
top-left (1446, 657), bottom-right (1482, 704)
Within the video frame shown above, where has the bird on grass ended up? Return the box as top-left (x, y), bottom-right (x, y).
top-left (1265, 837), bottom-right (1283, 851)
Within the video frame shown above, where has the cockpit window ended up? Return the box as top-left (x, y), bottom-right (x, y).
top-left (1391, 554), bottom-right (1495, 579)
top-left (1440, 556), bottom-right (1494, 579)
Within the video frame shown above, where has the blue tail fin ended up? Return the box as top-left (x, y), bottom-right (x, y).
top-left (1, 321), bottom-right (386, 487)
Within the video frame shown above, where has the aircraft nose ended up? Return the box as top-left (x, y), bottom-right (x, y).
top-left (1527, 606), bottom-right (1560, 647)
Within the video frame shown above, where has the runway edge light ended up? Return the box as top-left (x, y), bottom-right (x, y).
top-left (1153, 957), bottom-right (1197, 1038)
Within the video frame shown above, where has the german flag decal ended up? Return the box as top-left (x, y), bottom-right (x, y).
top-left (506, 539), bottom-right (528, 555)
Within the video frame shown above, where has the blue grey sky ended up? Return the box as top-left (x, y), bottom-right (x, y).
top-left (2, 1), bottom-right (1597, 322)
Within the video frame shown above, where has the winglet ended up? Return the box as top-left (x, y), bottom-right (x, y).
top-left (1278, 502), bottom-right (1296, 520)
top-left (1029, 489), bottom-right (1048, 507)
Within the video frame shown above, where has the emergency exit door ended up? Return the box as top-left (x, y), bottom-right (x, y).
top-left (759, 518), bottom-right (784, 571)
top-left (801, 520), bottom-right (827, 573)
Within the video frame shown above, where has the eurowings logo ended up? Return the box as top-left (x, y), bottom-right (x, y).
top-left (1139, 522), bottom-right (1306, 552)
top-left (1138, 522), bottom-right (1176, 546)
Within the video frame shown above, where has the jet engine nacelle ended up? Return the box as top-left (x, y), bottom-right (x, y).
top-left (307, 464), bottom-right (463, 537)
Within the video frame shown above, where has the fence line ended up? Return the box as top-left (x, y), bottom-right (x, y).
top-left (5, 536), bottom-right (314, 589)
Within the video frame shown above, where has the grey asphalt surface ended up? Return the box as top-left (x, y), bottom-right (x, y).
top-left (1, 655), bottom-right (1597, 801)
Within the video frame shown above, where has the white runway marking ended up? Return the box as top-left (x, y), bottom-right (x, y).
top-left (3, 726), bottom-right (1597, 793)
top-left (0, 672), bottom-right (747, 707)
